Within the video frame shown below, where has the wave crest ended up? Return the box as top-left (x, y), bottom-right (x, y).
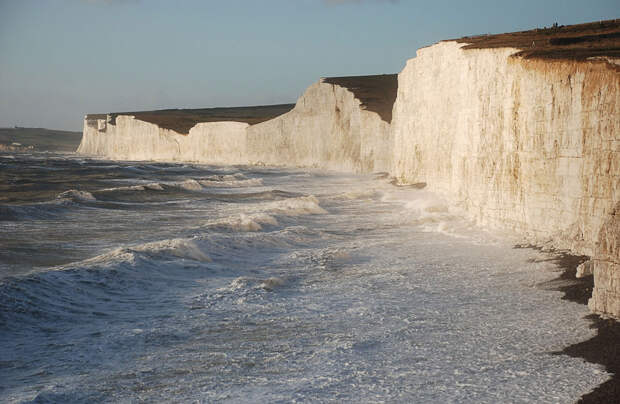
top-left (56, 189), bottom-right (97, 202)
top-left (264, 195), bottom-right (327, 216)
top-left (206, 213), bottom-right (278, 232)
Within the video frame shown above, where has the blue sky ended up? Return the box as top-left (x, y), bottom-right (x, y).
top-left (1, 0), bottom-right (618, 131)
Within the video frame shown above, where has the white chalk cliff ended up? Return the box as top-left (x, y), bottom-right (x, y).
top-left (78, 77), bottom-right (393, 173)
top-left (78, 36), bottom-right (619, 318)
top-left (390, 41), bottom-right (619, 317)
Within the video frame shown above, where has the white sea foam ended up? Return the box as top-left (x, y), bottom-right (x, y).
top-left (219, 276), bottom-right (288, 293)
top-left (206, 213), bottom-right (278, 232)
top-left (71, 238), bottom-right (212, 267)
top-left (130, 238), bottom-right (212, 262)
top-left (56, 189), bottom-right (97, 202)
top-left (97, 182), bottom-right (165, 193)
top-left (178, 179), bottom-right (204, 191)
top-left (263, 195), bottom-right (327, 216)
top-left (144, 182), bottom-right (165, 191)
top-left (98, 184), bottom-right (147, 192)
top-left (336, 189), bottom-right (380, 200)
top-left (198, 178), bottom-right (263, 188)
top-left (204, 173), bottom-right (247, 181)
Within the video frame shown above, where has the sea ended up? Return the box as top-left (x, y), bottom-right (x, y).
top-left (0, 151), bottom-right (610, 403)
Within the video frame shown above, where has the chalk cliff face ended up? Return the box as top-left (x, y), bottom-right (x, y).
top-left (78, 116), bottom-right (250, 163)
top-left (247, 80), bottom-right (392, 172)
top-left (78, 78), bottom-right (393, 172)
top-left (390, 41), bottom-right (619, 317)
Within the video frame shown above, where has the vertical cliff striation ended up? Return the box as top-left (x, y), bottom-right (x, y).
top-left (78, 75), bottom-right (396, 173)
top-left (78, 105), bottom-right (294, 163)
top-left (390, 32), bottom-right (619, 317)
top-left (247, 75), bottom-right (395, 172)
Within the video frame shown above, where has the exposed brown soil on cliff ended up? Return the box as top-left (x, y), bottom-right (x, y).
top-left (454, 19), bottom-right (620, 62)
top-left (322, 74), bottom-right (398, 123)
top-left (86, 104), bottom-right (295, 135)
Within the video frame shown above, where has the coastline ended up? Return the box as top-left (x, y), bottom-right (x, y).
top-left (74, 18), bottom-right (620, 400)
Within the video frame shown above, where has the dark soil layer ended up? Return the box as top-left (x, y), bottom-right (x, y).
top-left (453, 18), bottom-right (620, 62)
top-left (525, 246), bottom-right (620, 404)
top-left (87, 104), bottom-right (295, 135)
top-left (322, 74), bottom-right (398, 123)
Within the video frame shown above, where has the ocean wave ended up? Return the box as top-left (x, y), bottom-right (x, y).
top-left (263, 195), bottom-right (327, 216)
top-left (177, 179), bottom-right (204, 191)
top-left (98, 184), bottom-right (147, 192)
top-left (198, 178), bottom-right (263, 188)
top-left (334, 189), bottom-right (380, 200)
top-left (205, 213), bottom-right (278, 232)
top-left (288, 247), bottom-right (352, 271)
top-left (202, 173), bottom-right (247, 181)
top-left (220, 276), bottom-right (288, 293)
top-left (0, 200), bottom-right (71, 221)
top-left (380, 189), bottom-right (480, 238)
top-left (129, 238), bottom-right (212, 262)
top-left (80, 238), bottom-right (212, 265)
top-left (96, 182), bottom-right (164, 193)
top-left (57, 189), bottom-right (97, 202)
top-left (145, 183), bottom-right (165, 191)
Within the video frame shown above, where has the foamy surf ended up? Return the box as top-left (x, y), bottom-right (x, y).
top-left (206, 213), bottom-right (278, 232)
top-left (56, 189), bottom-right (97, 202)
top-left (0, 156), bottom-right (607, 404)
top-left (198, 178), bottom-right (263, 187)
top-left (75, 237), bottom-right (213, 266)
top-left (263, 195), bottom-right (327, 216)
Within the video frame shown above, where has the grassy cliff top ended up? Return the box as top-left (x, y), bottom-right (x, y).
top-left (87, 104), bottom-right (295, 135)
top-left (322, 74), bottom-right (398, 123)
top-left (453, 18), bottom-right (620, 61)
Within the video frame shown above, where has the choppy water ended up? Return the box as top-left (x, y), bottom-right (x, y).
top-left (0, 152), bottom-right (609, 403)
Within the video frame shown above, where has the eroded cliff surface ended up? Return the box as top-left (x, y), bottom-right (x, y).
top-left (390, 40), bottom-right (619, 317)
top-left (246, 77), bottom-right (394, 172)
top-left (78, 75), bottom-right (396, 172)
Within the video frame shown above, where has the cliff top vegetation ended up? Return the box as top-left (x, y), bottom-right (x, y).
top-left (454, 18), bottom-right (620, 61)
top-left (322, 74), bottom-right (398, 123)
top-left (86, 104), bottom-right (295, 135)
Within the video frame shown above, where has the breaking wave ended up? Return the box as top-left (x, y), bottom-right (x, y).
top-left (263, 195), bottom-right (327, 216)
top-left (57, 189), bottom-right (97, 202)
top-left (205, 213), bottom-right (279, 232)
top-left (198, 178), bottom-right (263, 188)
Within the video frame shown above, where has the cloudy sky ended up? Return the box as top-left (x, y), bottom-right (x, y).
top-left (0, 0), bottom-right (617, 130)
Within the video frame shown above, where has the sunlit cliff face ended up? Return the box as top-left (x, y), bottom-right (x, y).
top-left (390, 41), bottom-right (619, 317)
